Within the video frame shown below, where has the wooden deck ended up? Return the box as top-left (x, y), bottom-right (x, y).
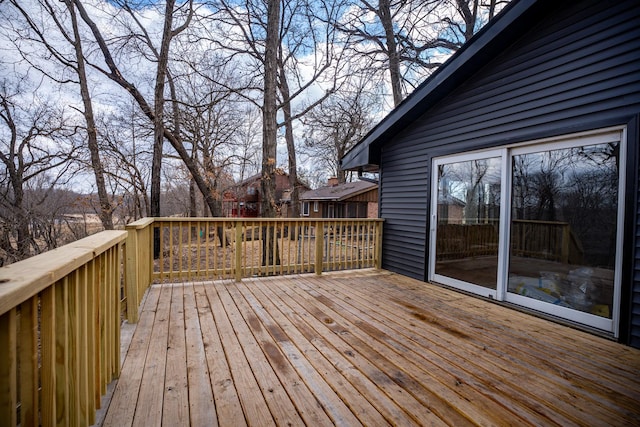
top-left (101, 269), bottom-right (640, 426)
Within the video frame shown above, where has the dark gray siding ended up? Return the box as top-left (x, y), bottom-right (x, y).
top-left (378, 0), bottom-right (640, 337)
top-left (379, 143), bottom-right (430, 279)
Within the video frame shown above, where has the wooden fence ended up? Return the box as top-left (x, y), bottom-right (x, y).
top-left (0, 230), bottom-right (127, 427)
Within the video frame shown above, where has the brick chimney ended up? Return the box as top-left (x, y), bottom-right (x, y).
top-left (327, 177), bottom-right (339, 187)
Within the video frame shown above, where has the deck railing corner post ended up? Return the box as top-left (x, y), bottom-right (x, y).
top-left (125, 225), bottom-right (140, 323)
top-left (376, 220), bottom-right (383, 270)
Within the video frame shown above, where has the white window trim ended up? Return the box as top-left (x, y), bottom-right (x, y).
top-left (302, 201), bottom-right (310, 216)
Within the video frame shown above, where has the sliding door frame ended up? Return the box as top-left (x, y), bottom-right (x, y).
top-left (429, 148), bottom-right (507, 300)
top-left (428, 127), bottom-right (626, 335)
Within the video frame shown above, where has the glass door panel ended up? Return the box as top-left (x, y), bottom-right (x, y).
top-left (432, 155), bottom-right (502, 293)
top-left (508, 141), bottom-right (621, 323)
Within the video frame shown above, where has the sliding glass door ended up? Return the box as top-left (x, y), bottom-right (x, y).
top-left (429, 150), bottom-right (504, 298)
top-left (506, 133), bottom-right (624, 331)
top-left (429, 129), bottom-right (625, 333)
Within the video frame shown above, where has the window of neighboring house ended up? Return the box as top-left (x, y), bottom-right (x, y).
top-left (302, 201), bottom-right (310, 216)
top-left (313, 201), bottom-right (319, 212)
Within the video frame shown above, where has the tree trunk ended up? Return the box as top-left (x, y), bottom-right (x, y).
top-left (151, 0), bottom-right (176, 256)
top-left (278, 57), bottom-right (300, 219)
top-left (66, 0), bottom-right (113, 230)
top-left (12, 179), bottom-right (30, 260)
top-left (379, 0), bottom-right (403, 106)
top-left (261, 0), bottom-right (281, 266)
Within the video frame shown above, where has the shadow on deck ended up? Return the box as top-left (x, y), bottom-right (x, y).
top-left (100, 269), bottom-right (640, 426)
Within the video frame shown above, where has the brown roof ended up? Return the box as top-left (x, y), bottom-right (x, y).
top-left (300, 180), bottom-right (377, 202)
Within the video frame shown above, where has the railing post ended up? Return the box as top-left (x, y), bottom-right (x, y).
top-left (146, 223), bottom-right (153, 291)
top-left (0, 309), bottom-right (17, 426)
top-left (315, 221), bottom-right (324, 275)
top-left (125, 226), bottom-right (140, 323)
top-left (235, 221), bottom-right (243, 282)
top-left (376, 220), bottom-right (383, 270)
top-left (560, 223), bottom-right (570, 264)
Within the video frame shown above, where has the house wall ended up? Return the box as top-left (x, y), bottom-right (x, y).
top-left (367, 202), bottom-right (378, 219)
top-left (347, 188), bottom-right (379, 203)
top-left (378, 0), bottom-right (640, 343)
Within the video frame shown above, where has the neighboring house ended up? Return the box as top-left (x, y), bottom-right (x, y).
top-left (222, 169), bottom-right (310, 218)
top-left (299, 178), bottom-right (378, 219)
top-left (342, 0), bottom-right (640, 347)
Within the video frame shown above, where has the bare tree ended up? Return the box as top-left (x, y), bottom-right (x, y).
top-left (234, 107), bottom-right (261, 182)
top-left (0, 80), bottom-right (78, 263)
top-left (302, 77), bottom-right (379, 183)
top-left (275, 0), bottom-right (344, 217)
top-left (333, 0), bottom-right (509, 106)
top-left (210, 0), bottom-right (344, 219)
top-left (178, 66), bottom-right (244, 218)
top-left (97, 105), bottom-right (152, 222)
top-left (66, 0), bottom-right (238, 230)
top-left (7, 0), bottom-right (115, 228)
top-left (260, 0), bottom-right (281, 264)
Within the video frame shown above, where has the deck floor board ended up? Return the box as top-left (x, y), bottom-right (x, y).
top-left (102, 270), bottom-right (640, 426)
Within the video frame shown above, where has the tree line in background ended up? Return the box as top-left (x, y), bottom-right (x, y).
top-left (0, 0), bottom-right (506, 264)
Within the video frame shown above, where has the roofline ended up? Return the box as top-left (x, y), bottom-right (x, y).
top-left (341, 0), bottom-right (542, 171)
top-left (335, 185), bottom-right (377, 202)
top-left (300, 183), bottom-right (377, 202)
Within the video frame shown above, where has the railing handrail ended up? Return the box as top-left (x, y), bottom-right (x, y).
top-left (144, 217), bottom-right (382, 223)
top-left (0, 230), bottom-right (128, 317)
top-left (511, 219), bottom-right (569, 226)
top-left (126, 217), bottom-right (156, 229)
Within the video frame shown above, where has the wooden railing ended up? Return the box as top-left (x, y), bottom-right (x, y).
top-left (121, 217), bottom-right (382, 322)
top-left (0, 217), bottom-right (382, 425)
top-left (125, 218), bottom-right (154, 323)
top-left (436, 219), bottom-right (583, 263)
top-left (436, 223), bottom-right (499, 260)
top-left (511, 219), bottom-right (582, 263)
top-left (146, 217), bottom-right (382, 281)
top-left (0, 230), bottom-right (127, 427)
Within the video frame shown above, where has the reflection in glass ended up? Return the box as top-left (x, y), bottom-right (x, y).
top-left (508, 142), bottom-right (619, 318)
top-left (435, 157), bottom-right (501, 289)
